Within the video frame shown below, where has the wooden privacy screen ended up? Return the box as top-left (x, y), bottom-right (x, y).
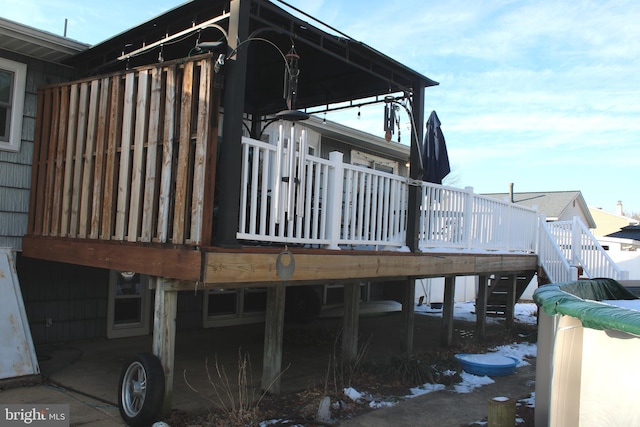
top-left (28, 55), bottom-right (218, 246)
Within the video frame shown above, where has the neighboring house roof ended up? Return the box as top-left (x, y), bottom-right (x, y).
top-left (484, 190), bottom-right (597, 228)
top-left (0, 17), bottom-right (88, 62)
top-left (589, 207), bottom-right (639, 237)
top-left (606, 225), bottom-right (640, 241)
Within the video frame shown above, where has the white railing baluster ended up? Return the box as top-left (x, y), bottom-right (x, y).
top-left (237, 137), bottom-right (540, 252)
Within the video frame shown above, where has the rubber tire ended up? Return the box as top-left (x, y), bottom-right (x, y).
top-left (118, 352), bottom-right (165, 427)
top-left (285, 286), bottom-right (321, 323)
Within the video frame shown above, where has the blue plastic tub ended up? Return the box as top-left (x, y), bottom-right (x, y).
top-left (454, 353), bottom-right (519, 376)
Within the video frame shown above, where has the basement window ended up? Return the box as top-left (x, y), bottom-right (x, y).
top-left (0, 58), bottom-right (27, 152)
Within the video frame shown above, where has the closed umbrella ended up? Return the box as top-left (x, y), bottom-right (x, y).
top-left (422, 110), bottom-right (450, 184)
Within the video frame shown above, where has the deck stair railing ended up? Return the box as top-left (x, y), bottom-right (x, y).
top-left (542, 217), bottom-right (626, 281)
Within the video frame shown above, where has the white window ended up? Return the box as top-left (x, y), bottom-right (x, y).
top-left (0, 58), bottom-right (27, 152)
top-left (107, 271), bottom-right (151, 338)
top-left (351, 150), bottom-right (398, 174)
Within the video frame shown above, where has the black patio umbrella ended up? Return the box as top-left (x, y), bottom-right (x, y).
top-left (422, 110), bottom-right (450, 184)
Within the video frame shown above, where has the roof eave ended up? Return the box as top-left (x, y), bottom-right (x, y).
top-left (0, 17), bottom-right (88, 63)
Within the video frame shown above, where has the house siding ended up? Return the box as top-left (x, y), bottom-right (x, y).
top-left (16, 254), bottom-right (110, 344)
top-left (0, 48), bottom-right (76, 252)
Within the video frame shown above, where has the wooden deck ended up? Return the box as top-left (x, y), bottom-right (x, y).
top-left (22, 235), bottom-right (537, 289)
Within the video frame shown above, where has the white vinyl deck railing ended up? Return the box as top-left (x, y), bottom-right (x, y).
top-left (538, 218), bottom-right (578, 283)
top-left (545, 217), bottom-right (626, 280)
top-left (418, 187), bottom-right (537, 252)
top-left (238, 136), bottom-right (538, 253)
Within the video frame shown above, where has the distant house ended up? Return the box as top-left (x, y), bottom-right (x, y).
top-left (596, 225), bottom-right (640, 281)
top-left (589, 202), bottom-right (639, 237)
top-left (484, 190), bottom-right (596, 228)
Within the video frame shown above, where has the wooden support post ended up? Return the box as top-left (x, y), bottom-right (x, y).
top-left (488, 396), bottom-right (516, 427)
top-left (151, 276), bottom-right (178, 417)
top-left (441, 276), bottom-right (456, 347)
top-left (342, 282), bottom-right (360, 361)
top-left (401, 279), bottom-right (416, 353)
top-left (261, 285), bottom-right (286, 394)
top-left (476, 274), bottom-right (489, 341)
top-left (505, 274), bottom-right (517, 330)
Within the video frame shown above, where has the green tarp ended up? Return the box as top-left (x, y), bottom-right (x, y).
top-left (534, 278), bottom-right (640, 337)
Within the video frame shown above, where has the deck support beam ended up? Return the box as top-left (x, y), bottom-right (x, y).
top-left (505, 274), bottom-right (517, 329)
top-left (476, 274), bottom-right (489, 341)
top-left (342, 282), bottom-right (360, 361)
top-left (261, 285), bottom-right (286, 394)
top-left (400, 278), bottom-right (415, 353)
top-left (151, 276), bottom-right (178, 416)
top-left (441, 275), bottom-right (456, 347)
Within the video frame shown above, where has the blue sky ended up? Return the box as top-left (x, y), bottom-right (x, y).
top-left (4, 0), bottom-right (639, 215)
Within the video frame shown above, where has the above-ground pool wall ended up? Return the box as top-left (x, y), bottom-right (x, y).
top-left (580, 325), bottom-right (640, 425)
top-left (535, 285), bottom-right (640, 427)
top-left (536, 309), bottom-right (640, 427)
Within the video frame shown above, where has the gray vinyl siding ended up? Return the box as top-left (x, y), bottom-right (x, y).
top-left (0, 48), bottom-right (76, 251)
top-left (16, 254), bottom-right (110, 344)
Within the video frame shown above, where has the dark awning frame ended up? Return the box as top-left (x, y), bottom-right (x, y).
top-left (66, 0), bottom-right (438, 117)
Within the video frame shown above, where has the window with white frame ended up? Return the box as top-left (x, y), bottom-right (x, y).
top-left (350, 150), bottom-right (398, 174)
top-left (0, 58), bottom-right (27, 152)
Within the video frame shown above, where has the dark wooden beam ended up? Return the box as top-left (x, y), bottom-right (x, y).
top-left (505, 274), bottom-right (517, 329)
top-left (476, 274), bottom-right (489, 341)
top-left (441, 275), bottom-right (456, 347)
top-left (401, 278), bottom-right (416, 353)
top-left (214, 0), bottom-right (250, 247)
top-left (21, 236), bottom-right (201, 281)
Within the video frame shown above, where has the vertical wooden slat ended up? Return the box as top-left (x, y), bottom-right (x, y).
top-left (157, 66), bottom-right (176, 243)
top-left (172, 62), bottom-right (194, 244)
top-left (115, 73), bottom-right (136, 240)
top-left (33, 88), bottom-right (53, 235)
top-left (42, 88), bottom-right (61, 236)
top-left (190, 59), bottom-right (211, 244)
top-left (69, 82), bottom-right (89, 237)
top-left (79, 80), bottom-right (100, 238)
top-left (200, 61), bottom-right (220, 246)
top-left (128, 70), bottom-right (150, 242)
top-left (90, 77), bottom-right (112, 239)
top-left (27, 88), bottom-right (47, 235)
top-left (60, 84), bottom-right (80, 237)
top-left (141, 67), bottom-right (163, 242)
top-left (101, 76), bottom-right (123, 239)
top-left (51, 85), bottom-right (70, 236)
